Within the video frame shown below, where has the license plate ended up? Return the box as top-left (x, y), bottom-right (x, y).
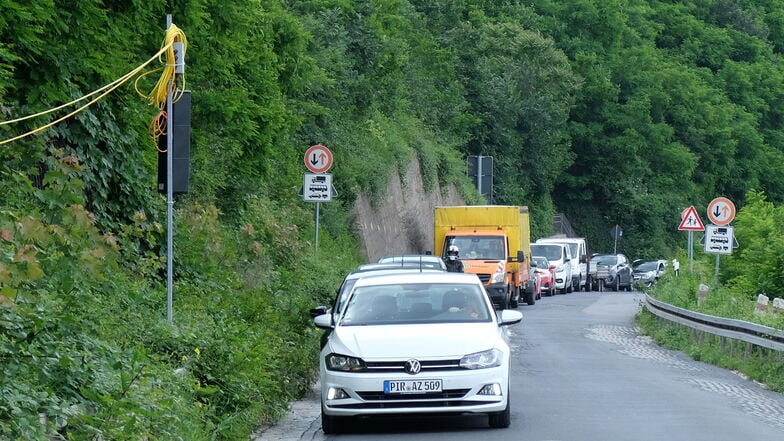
top-left (383, 379), bottom-right (442, 394)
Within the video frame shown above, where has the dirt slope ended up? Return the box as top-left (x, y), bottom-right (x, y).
top-left (353, 157), bottom-right (464, 262)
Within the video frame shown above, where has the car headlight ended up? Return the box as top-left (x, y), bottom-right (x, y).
top-left (460, 348), bottom-right (503, 369)
top-left (491, 271), bottom-right (505, 283)
top-left (325, 353), bottom-right (366, 371)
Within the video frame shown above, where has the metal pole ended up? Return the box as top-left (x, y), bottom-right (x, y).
top-left (688, 231), bottom-right (693, 273)
top-left (613, 226), bottom-right (618, 254)
top-left (315, 202), bottom-right (320, 251)
top-left (715, 254), bottom-right (720, 278)
top-left (477, 156), bottom-right (483, 198)
top-left (166, 14), bottom-right (174, 324)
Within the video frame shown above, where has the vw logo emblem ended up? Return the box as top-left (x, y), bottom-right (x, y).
top-left (404, 359), bottom-right (421, 375)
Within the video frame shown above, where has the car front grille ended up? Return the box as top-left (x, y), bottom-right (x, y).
top-left (476, 273), bottom-right (491, 283)
top-left (356, 389), bottom-right (470, 401)
top-left (363, 359), bottom-right (463, 373)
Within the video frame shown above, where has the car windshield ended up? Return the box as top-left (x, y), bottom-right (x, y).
top-left (565, 243), bottom-right (578, 259)
top-left (532, 257), bottom-right (548, 268)
top-left (377, 256), bottom-right (446, 270)
top-left (339, 283), bottom-right (492, 326)
top-left (531, 244), bottom-right (561, 261)
top-left (592, 255), bottom-right (619, 266)
top-left (634, 261), bottom-right (659, 271)
top-left (445, 236), bottom-right (505, 260)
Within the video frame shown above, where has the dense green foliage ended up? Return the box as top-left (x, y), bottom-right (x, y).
top-left (3, 0), bottom-right (784, 438)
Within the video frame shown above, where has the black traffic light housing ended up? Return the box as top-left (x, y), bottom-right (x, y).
top-left (157, 90), bottom-right (191, 194)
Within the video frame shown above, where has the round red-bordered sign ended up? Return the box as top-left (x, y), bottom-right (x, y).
top-left (304, 144), bottom-right (333, 173)
top-left (707, 197), bottom-right (735, 226)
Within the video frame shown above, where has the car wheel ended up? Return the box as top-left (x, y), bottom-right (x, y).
top-left (321, 405), bottom-right (343, 434)
top-left (510, 287), bottom-right (519, 309)
top-left (488, 393), bottom-right (511, 428)
top-left (613, 278), bottom-right (619, 292)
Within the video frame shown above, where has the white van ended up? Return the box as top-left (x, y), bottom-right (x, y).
top-left (530, 242), bottom-right (573, 294)
top-left (536, 237), bottom-right (588, 291)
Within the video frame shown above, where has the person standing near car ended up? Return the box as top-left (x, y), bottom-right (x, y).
top-left (444, 245), bottom-right (464, 273)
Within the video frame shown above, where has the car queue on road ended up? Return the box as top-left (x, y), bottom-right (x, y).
top-left (309, 242), bottom-right (673, 434)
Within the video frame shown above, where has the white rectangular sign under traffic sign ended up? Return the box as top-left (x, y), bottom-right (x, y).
top-left (704, 225), bottom-right (733, 255)
top-left (303, 173), bottom-right (333, 202)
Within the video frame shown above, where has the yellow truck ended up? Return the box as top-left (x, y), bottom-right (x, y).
top-left (434, 205), bottom-right (535, 308)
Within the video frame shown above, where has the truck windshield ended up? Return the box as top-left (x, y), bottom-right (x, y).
top-left (446, 236), bottom-right (505, 260)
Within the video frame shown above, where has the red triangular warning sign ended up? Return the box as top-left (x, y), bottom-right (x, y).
top-left (678, 206), bottom-right (705, 231)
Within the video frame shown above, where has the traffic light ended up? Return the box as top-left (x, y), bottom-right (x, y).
top-left (157, 90), bottom-right (191, 194)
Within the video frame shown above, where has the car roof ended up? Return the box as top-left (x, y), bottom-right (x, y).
top-left (352, 271), bottom-right (481, 288)
top-left (378, 254), bottom-right (443, 262)
top-left (633, 259), bottom-right (665, 265)
top-left (377, 255), bottom-right (447, 269)
top-left (343, 264), bottom-right (442, 281)
top-left (532, 243), bottom-right (566, 249)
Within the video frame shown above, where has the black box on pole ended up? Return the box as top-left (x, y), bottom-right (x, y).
top-left (157, 90), bottom-right (191, 194)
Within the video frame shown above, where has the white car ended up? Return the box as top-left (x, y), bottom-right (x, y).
top-left (314, 271), bottom-right (523, 434)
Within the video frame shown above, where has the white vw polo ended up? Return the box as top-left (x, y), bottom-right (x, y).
top-left (314, 271), bottom-right (523, 434)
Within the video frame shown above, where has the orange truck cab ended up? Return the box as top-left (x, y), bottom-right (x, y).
top-left (434, 205), bottom-right (535, 309)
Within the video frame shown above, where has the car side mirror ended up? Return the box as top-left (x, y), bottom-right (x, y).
top-left (310, 305), bottom-right (328, 318)
top-left (314, 313), bottom-right (334, 329)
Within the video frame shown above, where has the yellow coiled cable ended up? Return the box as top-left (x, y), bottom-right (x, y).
top-left (0, 24), bottom-right (187, 147)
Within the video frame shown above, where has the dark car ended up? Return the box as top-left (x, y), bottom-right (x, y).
top-left (590, 253), bottom-right (634, 292)
top-left (632, 259), bottom-right (666, 287)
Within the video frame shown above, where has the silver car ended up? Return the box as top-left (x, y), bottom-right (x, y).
top-left (377, 254), bottom-right (448, 271)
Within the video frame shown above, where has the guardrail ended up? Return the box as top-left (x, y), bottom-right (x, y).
top-left (644, 294), bottom-right (784, 353)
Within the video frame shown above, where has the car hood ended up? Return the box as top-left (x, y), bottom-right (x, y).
top-left (329, 323), bottom-right (503, 359)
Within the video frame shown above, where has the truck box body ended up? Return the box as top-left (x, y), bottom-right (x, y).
top-left (434, 206), bottom-right (533, 308)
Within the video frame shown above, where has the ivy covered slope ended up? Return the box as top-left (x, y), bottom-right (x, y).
top-left (3, 1), bottom-right (784, 439)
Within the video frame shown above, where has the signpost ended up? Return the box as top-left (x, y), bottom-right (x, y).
top-left (302, 145), bottom-right (335, 251)
top-left (704, 197), bottom-right (737, 279)
top-left (707, 197), bottom-right (736, 226)
top-left (304, 144), bottom-right (333, 174)
top-left (678, 206), bottom-right (705, 273)
top-left (610, 225), bottom-right (622, 254)
top-left (704, 225), bottom-right (733, 255)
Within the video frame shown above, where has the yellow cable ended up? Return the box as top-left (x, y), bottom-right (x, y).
top-left (144, 24), bottom-right (187, 108)
top-left (0, 45), bottom-right (168, 128)
top-left (0, 24), bottom-right (187, 146)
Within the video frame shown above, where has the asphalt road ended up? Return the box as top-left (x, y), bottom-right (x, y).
top-left (253, 291), bottom-right (784, 441)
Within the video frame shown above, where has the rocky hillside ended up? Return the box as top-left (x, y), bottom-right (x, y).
top-left (353, 158), bottom-right (464, 261)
